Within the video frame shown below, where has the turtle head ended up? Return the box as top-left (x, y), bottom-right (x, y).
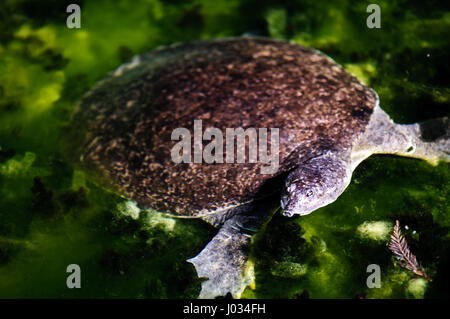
top-left (280, 153), bottom-right (351, 217)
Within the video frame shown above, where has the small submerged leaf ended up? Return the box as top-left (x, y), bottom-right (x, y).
top-left (388, 220), bottom-right (432, 282)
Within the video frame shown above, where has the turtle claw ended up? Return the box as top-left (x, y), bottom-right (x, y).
top-left (187, 219), bottom-right (255, 299)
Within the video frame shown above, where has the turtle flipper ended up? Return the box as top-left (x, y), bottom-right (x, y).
top-left (188, 217), bottom-right (254, 299)
top-left (188, 201), bottom-right (276, 299)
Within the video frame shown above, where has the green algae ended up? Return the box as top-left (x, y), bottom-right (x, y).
top-left (0, 0), bottom-right (449, 299)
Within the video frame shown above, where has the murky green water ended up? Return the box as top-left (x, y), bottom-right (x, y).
top-left (0, 0), bottom-right (449, 298)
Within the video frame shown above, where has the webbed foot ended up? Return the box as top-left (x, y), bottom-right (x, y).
top-left (187, 217), bottom-right (255, 298)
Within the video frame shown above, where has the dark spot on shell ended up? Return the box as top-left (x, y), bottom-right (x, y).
top-left (352, 107), bottom-right (372, 120)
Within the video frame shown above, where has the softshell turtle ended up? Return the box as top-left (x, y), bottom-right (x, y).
top-left (66, 37), bottom-right (449, 298)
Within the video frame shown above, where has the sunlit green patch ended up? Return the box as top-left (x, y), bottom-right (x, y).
top-left (406, 278), bottom-right (428, 299)
top-left (356, 221), bottom-right (393, 242)
top-left (343, 61), bottom-right (377, 86)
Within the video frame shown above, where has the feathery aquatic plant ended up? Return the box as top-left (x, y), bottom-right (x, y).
top-left (388, 220), bottom-right (432, 282)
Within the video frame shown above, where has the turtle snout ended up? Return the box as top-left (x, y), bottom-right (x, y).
top-left (281, 192), bottom-right (316, 217)
top-left (281, 194), bottom-right (296, 217)
top-left (282, 209), bottom-right (295, 217)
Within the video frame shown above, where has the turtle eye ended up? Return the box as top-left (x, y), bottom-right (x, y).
top-left (306, 190), bottom-right (314, 197)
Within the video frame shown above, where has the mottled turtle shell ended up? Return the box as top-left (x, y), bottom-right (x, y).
top-left (67, 37), bottom-right (378, 217)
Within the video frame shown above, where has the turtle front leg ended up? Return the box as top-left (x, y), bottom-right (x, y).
top-left (188, 217), bottom-right (253, 299)
top-left (188, 201), bottom-right (276, 299)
